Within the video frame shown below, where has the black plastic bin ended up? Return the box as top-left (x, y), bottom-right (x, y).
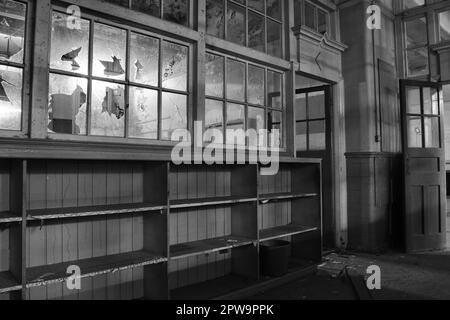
top-left (260, 240), bottom-right (291, 277)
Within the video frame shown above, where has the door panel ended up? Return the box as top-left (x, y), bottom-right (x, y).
top-left (401, 80), bottom-right (447, 253)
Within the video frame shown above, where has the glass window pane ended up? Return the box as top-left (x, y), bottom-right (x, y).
top-left (163, 0), bottom-right (189, 26)
top-left (308, 91), bottom-right (325, 119)
top-left (161, 92), bottom-right (187, 141)
top-left (423, 87), bottom-right (439, 115)
top-left (0, 0), bottom-right (26, 64)
top-left (50, 12), bottom-right (90, 75)
top-left (248, 0), bottom-right (264, 13)
top-left (406, 87), bottom-right (421, 114)
top-left (248, 11), bottom-right (265, 53)
top-left (403, 0), bottom-right (424, 10)
top-left (227, 59), bottom-right (245, 102)
top-left (206, 0), bottom-right (225, 39)
top-left (318, 9), bottom-right (328, 35)
top-left (131, 0), bottom-right (161, 18)
top-left (296, 121), bottom-right (307, 151)
top-left (129, 86), bottom-right (158, 139)
top-left (294, 0), bottom-right (302, 26)
top-left (268, 70), bottom-right (282, 109)
top-left (439, 11), bottom-right (450, 42)
top-left (267, 0), bottom-right (282, 21)
top-left (408, 116), bottom-right (423, 148)
top-left (129, 32), bottom-right (159, 86)
top-left (205, 53), bottom-right (224, 98)
top-left (405, 17), bottom-right (428, 48)
top-left (161, 41), bottom-right (188, 91)
top-left (269, 111), bottom-right (282, 147)
top-left (295, 93), bottom-right (307, 121)
top-left (227, 2), bottom-right (245, 46)
top-left (48, 74), bottom-right (87, 135)
top-left (0, 65), bottom-right (22, 130)
top-left (205, 99), bottom-right (224, 143)
top-left (93, 23), bottom-right (127, 80)
top-left (248, 65), bottom-right (264, 105)
top-left (406, 47), bottom-right (429, 77)
top-left (267, 19), bottom-right (282, 58)
top-left (424, 117), bottom-right (440, 148)
top-left (90, 80), bottom-right (125, 137)
top-left (305, 2), bottom-right (316, 30)
top-left (226, 102), bottom-right (245, 145)
top-left (248, 106), bottom-right (265, 147)
top-left (309, 120), bottom-right (326, 150)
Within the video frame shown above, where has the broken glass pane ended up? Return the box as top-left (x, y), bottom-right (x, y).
top-left (248, 64), bottom-right (265, 106)
top-left (163, 0), bottom-right (188, 26)
top-left (0, 0), bottom-right (26, 64)
top-left (227, 2), bottom-right (245, 46)
top-left (227, 59), bottom-right (245, 102)
top-left (205, 99), bottom-right (224, 143)
top-left (129, 86), bottom-right (158, 139)
top-left (248, 11), bottom-right (265, 53)
top-left (268, 70), bottom-right (283, 109)
top-left (50, 11), bottom-right (90, 75)
top-left (93, 23), bottom-right (127, 80)
top-left (205, 53), bottom-right (224, 98)
top-left (130, 32), bottom-right (159, 86)
top-left (90, 80), bottom-right (125, 137)
top-left (0, 65), bottom-right (22, 130)
top-left (48, 73), bottom-right (87, 135)
top-left (131, 0), bottom-right (161, 17)
top-left (206, 0), bottom-right (225, 39)
top-left (161, 91), bottom-right (187, 140)
top-left (162, 41), bottom-right (188, 91)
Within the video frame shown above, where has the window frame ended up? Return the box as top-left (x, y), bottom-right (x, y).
top-left (48, 5), bottom-right (193, 144)
top-left (206, 0), bottom-right (285, 59)
top-left (403, 14), bottom-right (430, 78)
top-left (205, 49), bottom-right (286, 149)
top-left (294, 0), bottom-right (331, 37)
top-left (0, 0), bottom-right (32, 138)
top-left (295, 87), bottom-right (328, 152)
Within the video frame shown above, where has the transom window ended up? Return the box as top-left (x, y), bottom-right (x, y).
top-left (295, 89), bottom-right (327, 151)
top-left (294, 0), bottom-right (330, 36)
top-left (402, 0), bottom-right (425, 11)
top-left (205, 52), bottom-right (284, 147)
top-left (105, 0), bottom-right (190, 26)
top-left (0, 0), bottom-right (26, 131)
top-left (48, 9), bottom-right (189, 141)
top-left (206, 0), bottom-right (283, 58)
top-left (404, 16), bottom-right (429, 77)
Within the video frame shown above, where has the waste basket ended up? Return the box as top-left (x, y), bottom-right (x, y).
top-left (260, 240), bottom-right (291, 277)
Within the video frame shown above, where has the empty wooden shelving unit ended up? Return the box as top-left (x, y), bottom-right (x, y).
top-left (0, 158), bottom-right (322, 300)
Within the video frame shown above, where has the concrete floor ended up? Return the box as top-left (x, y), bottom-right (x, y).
top-left (250, 251), bottom-right (450, 300)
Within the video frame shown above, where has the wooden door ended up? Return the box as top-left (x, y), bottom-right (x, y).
top-left (401, 80), bottom-right (447, 252)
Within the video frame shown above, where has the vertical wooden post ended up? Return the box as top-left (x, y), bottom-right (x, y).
top-left (30, 0), bottom-right (52, 139)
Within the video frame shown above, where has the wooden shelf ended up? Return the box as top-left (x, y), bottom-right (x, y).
top-left (0, 212), bottom-right (22, 224)
top-left (170, 196), bottom-right (257, 210)
top-left (171, 275), bottom-right (257, 300)
top-left (27, 203), bottom-right (167, 221)
top-left (170, 236), bottom-right (255, 260)
top-left (0, 271), bottom-right (21, 294)
top-left (260, 225), bottom-right (318, 242)
top-left (259, 192), bottom-right (318, 203)
top-left (26, 251), bottom-right (167, 288)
